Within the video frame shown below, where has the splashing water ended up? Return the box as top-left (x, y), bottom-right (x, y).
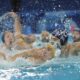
top-left (0, 56), bottom-right (80, 80)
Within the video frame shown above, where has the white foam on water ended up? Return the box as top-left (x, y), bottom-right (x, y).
top-left (0, 68), bottom-right (20, 80)
top-left (0, 58), bottom-right (34, 69)
top-left (25, 72), bottom-right (49, 77)
top-left (0, 56), bottom-right (80, 80)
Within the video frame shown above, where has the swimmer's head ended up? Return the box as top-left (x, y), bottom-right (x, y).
top-left (26, 34), bottom-right (36, 43)
top-left (41, 31), bottom-right (50, 42)
top-left (72, 30), bottom-right (80, 42)
top-left (2, 31), bottom-right (14, 47)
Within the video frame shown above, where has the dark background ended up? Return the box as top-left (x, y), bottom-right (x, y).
top-left (0, 0), bottom-right (80, 13)
top-left (0, 0), bottom-right (80, 34)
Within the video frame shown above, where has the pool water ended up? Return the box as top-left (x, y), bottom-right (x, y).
top-left (0, 57), bottom-right (80, 80)
top-left (0, 11), bottom-right (80, 80)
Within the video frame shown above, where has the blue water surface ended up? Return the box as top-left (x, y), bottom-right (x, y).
top-left (0, 57), bottom-right (80, 80)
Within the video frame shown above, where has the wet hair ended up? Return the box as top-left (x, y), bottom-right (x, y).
top-left (2, 32), bottom-right (6, 43)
